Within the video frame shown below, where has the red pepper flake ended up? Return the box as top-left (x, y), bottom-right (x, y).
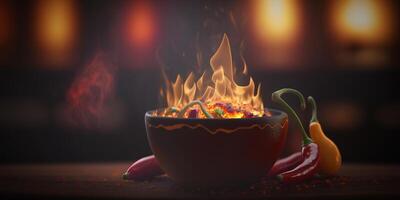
top-left (188, 108), bottom-right (199, 118)
top-left (214, 102), bottom-right (225, 107)
top-left (243, 111), bottom-right (254, 118)
top-left (225, 103), bottom-right (235, 113)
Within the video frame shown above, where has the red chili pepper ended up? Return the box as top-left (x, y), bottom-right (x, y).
top-left (278, 143), bottom-right (319, 183)
top-left (268, 152), bottom-right (302, 176)
top-left (272, 88), bottom-right (320, 183)
top-left (122, 155), bottom-right (164, 181)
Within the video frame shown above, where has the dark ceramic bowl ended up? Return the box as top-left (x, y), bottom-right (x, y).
top-left (145, 108), bottom-right (288, 187)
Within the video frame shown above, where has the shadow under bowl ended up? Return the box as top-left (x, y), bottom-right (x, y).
top-left (145, 108), bottom-right (288, 187)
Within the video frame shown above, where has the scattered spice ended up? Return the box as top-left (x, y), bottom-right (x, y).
top-left (167, 175), bottom-right (356, 198)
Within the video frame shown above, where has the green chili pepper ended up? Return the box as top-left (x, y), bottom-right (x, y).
top-left (271, 88), bottom-right (312, 145)
top-left (214, 108), bottom-right (224, 118)
top-left (165, 106), bottom-right (180, 116)
top-left (178, 100), bottom-right (213, 118)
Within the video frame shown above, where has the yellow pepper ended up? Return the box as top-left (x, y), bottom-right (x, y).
top-left (308, 96), bottom-right (342, 176)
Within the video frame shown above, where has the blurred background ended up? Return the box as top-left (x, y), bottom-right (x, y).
top-left (0, 0), bottom-right (399, 164)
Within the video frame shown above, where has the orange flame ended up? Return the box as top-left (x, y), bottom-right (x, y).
top-left (162, 34), bottom-right (264, 118)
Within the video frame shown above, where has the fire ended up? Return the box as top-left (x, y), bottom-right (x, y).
top-left (160, 34), bottom-right (265, 119)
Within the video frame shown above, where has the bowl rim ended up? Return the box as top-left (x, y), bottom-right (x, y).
top-left (145, 108), bottom-right (287, 121)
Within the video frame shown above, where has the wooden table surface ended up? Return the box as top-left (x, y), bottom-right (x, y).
top-left (0, 163), bottom-right (399, 199)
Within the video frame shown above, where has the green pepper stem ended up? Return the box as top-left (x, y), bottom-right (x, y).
top-left (178, 100), bottom-right (213, 118)
top-left (165, 106), bottom-right (180, 115)
top-left (272, 88), bottom-right (313, 146)
top-left (307, 96), bottom-right (319, 123)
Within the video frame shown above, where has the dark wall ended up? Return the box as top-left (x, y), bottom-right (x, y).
top-left (0, 0), bottom-right (399, 163)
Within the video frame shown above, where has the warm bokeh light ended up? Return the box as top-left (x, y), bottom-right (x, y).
top-left (321, 102), bottom-right (364, 131)
top-left (0, 1), bottom-right (12, 47)
top-left (330, 0), bottom-right (393, 44)
top-left (125, 1), bottom-right (156, 48)
top-left (35, 0), bottom-right (78, 65)
top-left (253, 0), bottom-right (301, 45)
